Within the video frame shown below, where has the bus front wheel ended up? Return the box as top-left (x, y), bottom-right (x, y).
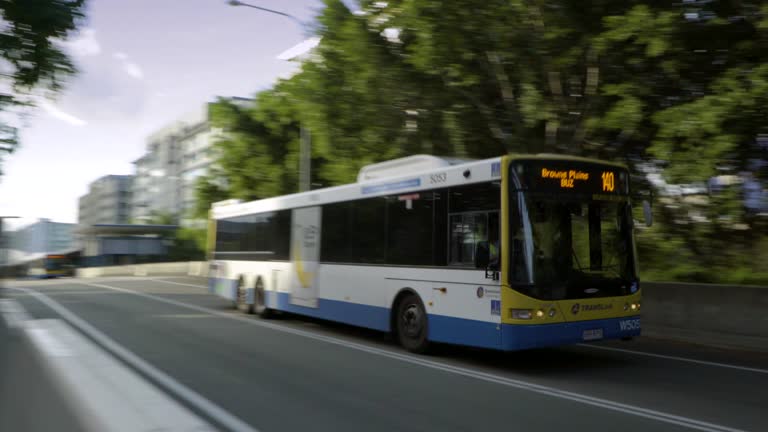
top-left (396, 293), bottom-right (430, 354)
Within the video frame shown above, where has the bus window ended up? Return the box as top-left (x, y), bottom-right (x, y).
top-left (449, 212), bottom-right (499, 268)
top-left (386, 192), bottom-right (436, 266)
top-left (509, 191), bottom-right (532, 284)
top-left (448, 182), bottom-right (500, 268)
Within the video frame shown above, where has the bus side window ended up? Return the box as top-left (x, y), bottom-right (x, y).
top-left (450, 212), bottom-right (489, 267)
top-left (447, 182), bottom-right (500, 268)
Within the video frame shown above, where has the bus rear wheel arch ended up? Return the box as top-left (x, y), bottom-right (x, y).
top-left (392, 290), bottom-right (430, 354)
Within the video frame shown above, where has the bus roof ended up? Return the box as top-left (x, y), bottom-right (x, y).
top-left (211, 154), bottom-right (629, 220)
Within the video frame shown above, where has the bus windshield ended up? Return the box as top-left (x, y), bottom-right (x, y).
top-left (509, 194), bottom-right (637, 300)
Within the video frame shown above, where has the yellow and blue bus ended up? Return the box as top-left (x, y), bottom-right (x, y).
top-left (207, 154), bottom-right (644, 352)
top-left (26, 253), bottom-right (77, 279)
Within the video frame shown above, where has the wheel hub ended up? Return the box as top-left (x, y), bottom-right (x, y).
top-left (402, 304), bottom-right (422, 337)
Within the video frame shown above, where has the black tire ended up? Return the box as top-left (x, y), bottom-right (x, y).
top-left (396, 293), bottom-right (430, 353)
top-left (236, 277), bottom-right (253, 314)
top-left (253, 275), bottom-right (274, 318)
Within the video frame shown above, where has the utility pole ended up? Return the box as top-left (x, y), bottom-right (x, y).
top-left (227, 0), bottom-right (312, 192)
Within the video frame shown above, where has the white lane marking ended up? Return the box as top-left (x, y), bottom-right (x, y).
top-left (0, 299), bottom-right (32, 328)
top-left (149, 275), bottom-right (768, 377)
top-left (11, 286), bottom-right (260, 432)
top-left (23, 319), bottom-right (216, 432)
top-left (147, 278), bottom-right (208, 289)
top-left (78, 281), bottom-right (744, 432)
top-left (578, 344), bottom-right (768, 375)
top-left (26, 326), bottom-right (75, 357)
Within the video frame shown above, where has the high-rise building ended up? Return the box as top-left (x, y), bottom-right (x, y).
top-left (131, 98), bottom-right (249, 225)
top-left (7, 218), bottom-right (75, 256)
top-left (78, 175), bottom-right (134, 226)
top-left (131, 125), bottom-right (182, 223)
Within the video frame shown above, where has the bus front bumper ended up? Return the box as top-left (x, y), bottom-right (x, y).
top-left (501, 315), bottom-right (641, 351)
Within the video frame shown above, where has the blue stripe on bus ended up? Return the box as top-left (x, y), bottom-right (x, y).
top-left (361, 178), bottom-right (421, 195)
top-left (272, 290), bottom-right (501, 348)
top-left (209, 277), bottom-right (238, 300)
top-left (500, 316), bottom-right (642, 351)
top-left (272, 291), bottom-right (390, 331)
top-left (210, 277), bottom-right (640, 351)
top-left (428, 314), bottom-right (501, 349)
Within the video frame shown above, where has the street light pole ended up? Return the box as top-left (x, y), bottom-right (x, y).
top-left (227, 0), bottom-right (303, 27)
top-left (227, 0), bottom-right (312, 192)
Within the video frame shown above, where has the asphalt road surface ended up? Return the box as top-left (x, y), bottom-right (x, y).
top-left (3, 276), bottom-right (767, 432)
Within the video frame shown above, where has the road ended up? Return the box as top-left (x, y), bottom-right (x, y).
top-left (3, 276), bottom-right (767, 432)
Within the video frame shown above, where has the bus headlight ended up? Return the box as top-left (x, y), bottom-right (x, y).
top-left (548, 308), bottom-right (556, 317)
top-left (535, 309), bottom-right (545, 318)
top-left (624, 303), bottom-right (629, 311)
top-left (510, 309), bottom-right (532, 320)
top-left (630, 303), bottom-right (638, 311)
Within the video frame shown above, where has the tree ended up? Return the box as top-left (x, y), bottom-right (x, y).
top-left (168, 227), bottom-right (206, 261)
top-left (0, 0), bottom-right (88, 174)
top-left (193, 168), bottom-right (230, 220)
top-left (203, 0), bottom-right (768, 283)
top-left (207, 87), bottom-right (306, 200)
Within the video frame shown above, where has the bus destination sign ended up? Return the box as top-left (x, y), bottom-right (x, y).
top-left (515, 160), bottom-right (628, 195)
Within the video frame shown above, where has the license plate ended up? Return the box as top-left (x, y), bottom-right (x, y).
top-left (582, 328), bottom-right (604, 341)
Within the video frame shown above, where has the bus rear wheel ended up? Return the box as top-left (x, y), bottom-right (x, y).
top-left (396, 293), bottom-right (430, 354)
top-left (253, 276), bottom-right (274, 319)
top-left (236, 278), bottom-right (253, 314)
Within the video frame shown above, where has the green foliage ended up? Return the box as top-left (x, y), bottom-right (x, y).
top-left (208, 89), bottom-right (302, 200)
top-left (193, 169), bottom-right (229, 220)
top-left (142, 211), bottom-right (205, 261)
top-left (0, 0), bottom-right (87, 173)
top-left (200, 0), bottom-right (768, 284)
top-left (168, 227), bottom-right (206, 261)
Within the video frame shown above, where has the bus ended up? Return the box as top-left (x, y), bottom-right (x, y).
top-left (207, 154), bottom-right (646, 352)
top-left (26, 253), bottom-right (77, 278)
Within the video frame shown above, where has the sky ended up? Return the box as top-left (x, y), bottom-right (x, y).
top-left (0, 0), bottom-right (328, 229)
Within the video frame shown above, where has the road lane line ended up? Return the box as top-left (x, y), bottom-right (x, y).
top-left (23, 319), bottom-right (217, 432)
top-left (11, 286), bottom-right (260, 432)
top-left (578, 344), bottom-right (768, 375)
top-left (0, 299), bottom-right (32, 328)
top-left (77, 281), bottom-right (745, 432)
top-left (147, 278), bottom-right (208, 289)
top-left (142, 276), bottom-right (768, 376)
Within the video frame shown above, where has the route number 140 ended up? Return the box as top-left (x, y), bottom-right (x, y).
top-left (601, 171), bottom-right (615, 192)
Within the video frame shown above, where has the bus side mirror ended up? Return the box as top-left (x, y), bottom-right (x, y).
top-left (642, 200), bottom-right (652, 227)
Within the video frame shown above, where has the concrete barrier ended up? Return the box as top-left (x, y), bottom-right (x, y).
top-left (76, 262), bottom-right (205, 279)
top-left (642, 282), bottom-right (768, 352)
top-left (187, 261), bottom-right (209, 277)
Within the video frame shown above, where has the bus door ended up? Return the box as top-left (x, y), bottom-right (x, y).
top-left (290, 206), bottom-right (321, 308)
